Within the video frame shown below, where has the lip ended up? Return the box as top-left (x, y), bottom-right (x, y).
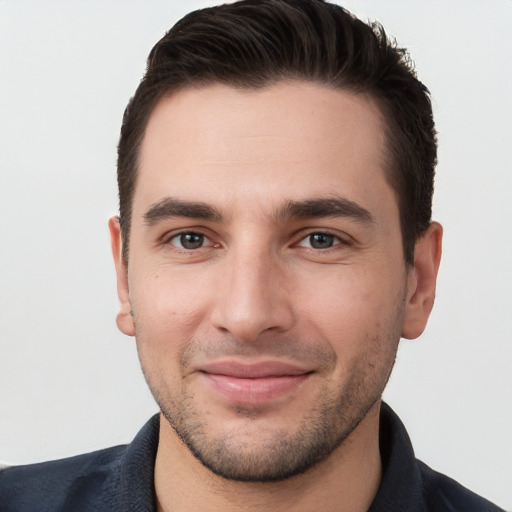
top-left (196, 360), bottom-right (313, 405)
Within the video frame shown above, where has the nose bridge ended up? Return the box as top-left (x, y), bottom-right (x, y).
top-left (212, 237), bottom-right (293, 341)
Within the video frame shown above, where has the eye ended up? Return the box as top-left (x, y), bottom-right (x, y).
top-left (298, 232), bottom-right (341, 249)
top-left (169, 232), bottom-right (209, 250)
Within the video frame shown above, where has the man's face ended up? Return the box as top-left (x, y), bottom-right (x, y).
top-left (112, 82), bottom-right (421, 481)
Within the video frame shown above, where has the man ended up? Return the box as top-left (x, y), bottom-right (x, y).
top-left (0, 1), bottom-right (505, 511)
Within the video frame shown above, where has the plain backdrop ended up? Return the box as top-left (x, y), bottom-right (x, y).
top-left (0, 1), bottom-right (511, 509)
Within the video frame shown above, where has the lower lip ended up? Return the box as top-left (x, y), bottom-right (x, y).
top-left (200, 372), bottom-right (311, 405)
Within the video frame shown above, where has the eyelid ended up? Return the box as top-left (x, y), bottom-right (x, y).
top-left (171, 232), bottom-right (209, 248)
top-left (159, 227), bottom-right (353, 251)
top-left (162, 228), bottom-right (219, 249)
top-left (295, 229), bottom-right (353, 249)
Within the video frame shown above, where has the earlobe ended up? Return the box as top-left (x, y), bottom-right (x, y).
top-left (401, 222), bottom-right (443, 340)
top-left (108, 216), bottom-right (135, 337)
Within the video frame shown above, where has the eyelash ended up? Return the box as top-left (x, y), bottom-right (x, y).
top-left (164, 229), bottom-right (351, 252)
top-left (296, 231), bottom-right (350, 250)
top-left (166, 231), bottom-right (217, 251)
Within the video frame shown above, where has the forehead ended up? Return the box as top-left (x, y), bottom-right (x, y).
top-left (135, 81), bottom-right (392, 218)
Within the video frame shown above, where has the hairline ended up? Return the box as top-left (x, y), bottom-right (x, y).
top-left (121, 78), bottom-right (413, 266)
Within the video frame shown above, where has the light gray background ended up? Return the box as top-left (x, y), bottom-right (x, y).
top-left (1, 1), bottom-right (511, 509)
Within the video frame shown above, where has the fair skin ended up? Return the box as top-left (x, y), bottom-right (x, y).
top-left (110, 82), bottom-right (442, 511)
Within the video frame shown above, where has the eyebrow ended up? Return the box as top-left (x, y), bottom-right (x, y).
top-left (277, 197), bottom-right (375, 224)
top-left (144, 197), bottom-right (222, 225)
top-left (143, 195), bottom-right (374, 226)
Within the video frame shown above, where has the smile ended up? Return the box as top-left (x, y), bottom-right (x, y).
top-left (197, 360), bottom-right (313, 405)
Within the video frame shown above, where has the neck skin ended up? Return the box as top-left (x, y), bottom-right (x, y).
top-left (154, 400), bottom-right (383, 512)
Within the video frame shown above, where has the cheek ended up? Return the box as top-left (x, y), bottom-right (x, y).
top-left (295, 265), bottom-right (403, 350)
top-left (129, 269), bottom-right (213, 366)
top-left (131, 264), bottom-right (209, 321)
top-left (297, 269), bottom-right (379, 325)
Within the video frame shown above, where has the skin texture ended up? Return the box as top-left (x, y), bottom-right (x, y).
top-left (110, 81), bottom-right (442, 511)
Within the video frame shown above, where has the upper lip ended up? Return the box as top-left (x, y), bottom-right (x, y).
top-left (197, 360), bottom-right (312, 379)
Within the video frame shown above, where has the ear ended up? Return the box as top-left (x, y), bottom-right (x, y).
top-left (109, 216), bottom-right (135, 337)
top-left (401, 222), bottom-right (443, 340)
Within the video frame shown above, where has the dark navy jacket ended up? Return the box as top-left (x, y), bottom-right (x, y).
top-left (0, 403), bottom-right (505, 511)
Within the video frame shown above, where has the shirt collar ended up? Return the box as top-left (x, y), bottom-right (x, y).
top-left (368, 402), bottom-right (424, 512)
top-left (118, 414), bottom-right (160, 512)
top-left (118, 403), bottom-right (423, 512)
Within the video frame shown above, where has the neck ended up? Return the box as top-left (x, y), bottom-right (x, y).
top-left (154, 400), bottom-right (383, 512)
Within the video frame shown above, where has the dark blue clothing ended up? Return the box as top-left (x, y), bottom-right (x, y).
top-left (0, 403), bottom-right (505, 511)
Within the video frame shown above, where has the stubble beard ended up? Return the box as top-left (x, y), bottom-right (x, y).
top-left (134, 282), bottom-right (406, 483)
top-left (136, 327), bottom-right (401, 483)
top-left (158, 369), bottom-right (388, 482)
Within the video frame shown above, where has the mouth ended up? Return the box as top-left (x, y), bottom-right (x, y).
top-left (196, 360), bottom-right (313, 405)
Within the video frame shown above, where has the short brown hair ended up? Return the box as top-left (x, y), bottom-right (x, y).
top-left (117, 0), bottom-right (436, 264)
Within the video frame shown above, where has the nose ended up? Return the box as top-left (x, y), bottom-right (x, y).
top-left (211, 246), bottom-right (295, 342)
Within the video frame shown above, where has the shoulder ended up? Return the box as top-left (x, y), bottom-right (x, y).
top-left (373, 403), bottom-right (505, 512)
top-left (0, 444), bottom-right (127, 512)
top-left (0, 414), bottom-right (160, 512)
top-left (418, 460), bottom-right (506, 512)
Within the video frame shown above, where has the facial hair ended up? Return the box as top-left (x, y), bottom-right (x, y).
top-left (134, 296), bottom-right (404, 483)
